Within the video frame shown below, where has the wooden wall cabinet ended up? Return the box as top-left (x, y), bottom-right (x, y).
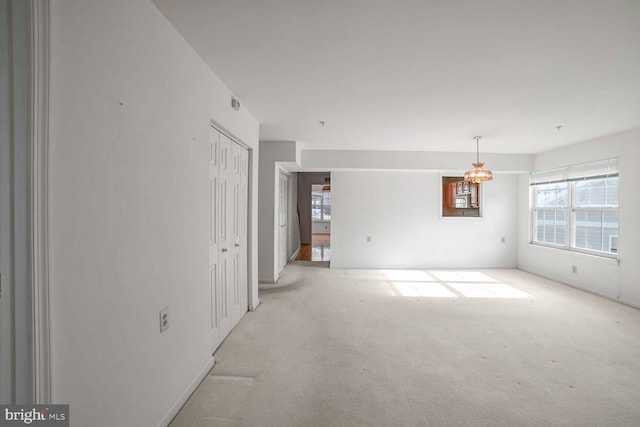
top-left (470, 182), bottom-right (479, 208)
top-left (443, 183), bottom-right (455, 208)
top-left (442, 177), bottom-right (481, 216)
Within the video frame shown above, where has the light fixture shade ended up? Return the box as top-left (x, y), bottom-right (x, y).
top-left (464, 163), bottom-right (493, 183)
top-left (464, 136), bottom-right (493, 183)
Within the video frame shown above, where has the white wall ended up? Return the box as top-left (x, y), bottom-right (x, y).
top-left (302, 149), bottom-right (533, 172)
top-left (0, 0), bottom-right (32, 403)
top-left (517, 128), bottom-right (640, 307)
top-left (312, 221), bottom-right (331, 234)
top-left (49, 1), bottom-right (258, 426)
top-left (257, 141), bottom-right (296, 282)
top-left (331, 171), bottom-right (518, 269)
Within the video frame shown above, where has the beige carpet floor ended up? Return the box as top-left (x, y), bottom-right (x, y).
top-left (170, 262), bottom-right (640, 427)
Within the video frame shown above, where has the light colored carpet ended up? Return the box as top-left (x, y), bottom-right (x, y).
top-left (170, 262), bottom-right (640, 427)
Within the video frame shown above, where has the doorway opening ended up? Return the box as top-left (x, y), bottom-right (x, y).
top-left (297, 184), bottom-right (331, 261)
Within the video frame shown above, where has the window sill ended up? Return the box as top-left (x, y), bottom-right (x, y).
top-left (440, 215), bottom-right (484, 221)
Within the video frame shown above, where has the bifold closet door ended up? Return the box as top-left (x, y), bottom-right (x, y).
top-left (208, 127), bottom-right (222, 350)
top-left (209, 125), bottom-right (249, 352)
top-left (234, 146), bottom-right (249, 324)
top-left (217, 133), bottom-right (233, 342)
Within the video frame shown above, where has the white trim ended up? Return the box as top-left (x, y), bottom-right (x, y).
top-left (525, 243), bottom-right (619, 264)
top-left (517, 266), bottom-right (635, 309)
top-left (439, 173), bottom-right (484, 219)
top-left (30, 0), bottom-right (51, 404)
top-left (209, 119), bottom-right (249, 151)
top-left (247, 147), bottom-right (259, 312)
top-left (530, 158), bottom-right (619, 185)
top-left (157, 357), bottom-right (215, 427)
top-left (530, 178), bottom-right (619, 258)
top-left (278, 167), bottom-right (290, 176)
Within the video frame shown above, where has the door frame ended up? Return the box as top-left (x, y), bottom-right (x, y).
top-left (3, 0), bottom-right (52, 404)
top-left (310, 183), bottom-right (331, 235)
top-left (277, 169), bottom-right (289, 273)
top-left (30, 0), bottom-right (51, 403)
top-left (210, 119), bottom-right (255, 312)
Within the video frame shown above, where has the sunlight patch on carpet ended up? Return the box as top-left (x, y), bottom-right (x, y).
top-left (392, 282), bottom-right (457, 297)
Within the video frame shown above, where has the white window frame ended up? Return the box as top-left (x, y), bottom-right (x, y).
top-left (530, 159), bottom-right (619, 258)
top-left (311, 188), bottom-right (331, 221)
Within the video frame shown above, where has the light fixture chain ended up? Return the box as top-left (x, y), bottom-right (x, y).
top-left (474, 136), bottom-right (481, 164)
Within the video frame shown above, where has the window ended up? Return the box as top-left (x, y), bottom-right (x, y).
top-left (312, 187), bottom-right (331, 221)
top-left (533, 182), bottom-right (567, 246)
top-left (573, 177), bottom-right (618, 253)
top-left (531, 159), bottom-right (618, 256)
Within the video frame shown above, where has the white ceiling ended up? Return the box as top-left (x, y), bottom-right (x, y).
top-left (154, 0), bottom-right (640, 154)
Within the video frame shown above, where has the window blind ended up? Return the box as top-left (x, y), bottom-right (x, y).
top-left (530, 158), bottom-right (619, 185)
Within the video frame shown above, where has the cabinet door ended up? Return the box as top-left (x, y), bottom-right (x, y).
top-left (470, 183), bottom-right (479, 207)
top-left (443, 183), bottom-right (455, 208)
top-left (456, 182), bottom-right (463, 194)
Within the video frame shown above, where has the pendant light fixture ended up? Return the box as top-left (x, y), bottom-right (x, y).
top-left (464, 136), bottom-right (493, 183)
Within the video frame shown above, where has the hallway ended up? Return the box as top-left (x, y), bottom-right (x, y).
top-left (296, 234), bottom-right (330, 262)
top-left (170, 262), bottom-right (640, 427)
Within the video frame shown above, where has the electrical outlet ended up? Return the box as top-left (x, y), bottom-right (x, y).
top-left (160, 307), bottom-right (169, 333)
top-left (572, 265), bottom-right (578, 274)
top-left (366, 236), bottom-right (371, 242)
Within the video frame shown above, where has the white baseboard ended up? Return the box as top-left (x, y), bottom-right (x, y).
top-left (158, 357), bottom-right (215, 427)
top-left (249, 299), bottom-right (261, 311)
top-left (517, 267), bottom-right (640, 311)
top-left (290, 247), bottom-right (300, 261)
